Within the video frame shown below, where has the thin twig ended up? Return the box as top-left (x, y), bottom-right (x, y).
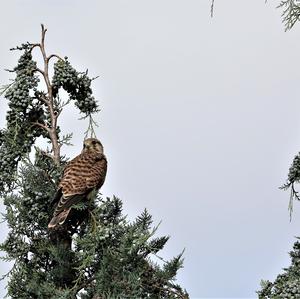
top-left (47, 54), bottom-right (63, 62)
top-left (84, 114), bottom-right (99, 139)
top-left (88, 210), bottom-right (99, 233)
top-left (71, 276), bottom-right (95, 295)
top-left (34, 93), bottom-right (50, 105)
top-left (29, 43), bottom-right (41, 53)
top-left (0, 82), bottom-right (14, 96)
top-left (35, 67), bottom-right (45, 77)
top-left (31, 121), bottom-right (51, 133)
top-left (211, 0), bottom-right (215, 17)
top-left (289, 182), bottom-right (300, 221)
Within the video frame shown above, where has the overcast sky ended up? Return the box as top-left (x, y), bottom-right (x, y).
top-left (1, 1), bottom-right (300, 298)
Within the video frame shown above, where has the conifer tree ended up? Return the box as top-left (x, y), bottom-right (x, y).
top-left (257, 153), bottom-right (300, 298)
top-left (257, 3), bottom-right (300, 297)
top-left (0, 25), bottom-right (189, 299)
top-left (258, 238), bottom-right (300, 298)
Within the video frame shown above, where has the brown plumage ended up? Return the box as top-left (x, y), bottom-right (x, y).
top-left (48, 138), bottom-right (107, 229)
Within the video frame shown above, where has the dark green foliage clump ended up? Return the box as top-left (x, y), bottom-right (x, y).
top-left (0, 151), bottom-right (64, 298)
top-left (280, 152), bottom-right (300, 219)
top-left (286, 153), bottom-right (300, 185)
top-left (0, 51), bottom-right (42, 192)
top-left (282, 153), bottom-right (300, 188)
top-left (52, 58), bottom-right (98, 114)
top-left (258, 238), bottom-right (300, 298)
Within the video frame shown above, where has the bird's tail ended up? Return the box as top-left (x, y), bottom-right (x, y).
top-left (48, 208), bottom-right (71, 229)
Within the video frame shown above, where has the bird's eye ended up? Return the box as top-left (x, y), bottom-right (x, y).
top-left (92, 140), bottom-right (97, 145)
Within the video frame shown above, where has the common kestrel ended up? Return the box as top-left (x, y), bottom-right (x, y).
top-left (48, 138), bottom-right (107, 228)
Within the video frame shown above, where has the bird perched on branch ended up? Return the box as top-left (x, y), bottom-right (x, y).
top-left (48, 138), bottom-right (107, 229)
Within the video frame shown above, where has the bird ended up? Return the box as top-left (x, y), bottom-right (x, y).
top-left (48, 137), bottom-right (107, 229)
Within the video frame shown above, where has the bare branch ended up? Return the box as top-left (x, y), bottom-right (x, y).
top-left (33, 92), bottom-right (50, 105)
top-left (35, 67), bottom-right (45, 76)
top-left (31, 122), bottom-right (51, 133)
top-left (40, 150), bottom-right (55, 161)
top-left (47, 54), bottom-right (63, 62)
top-left (37, 24), bottom-right (61, 165)
top-left (29, 43), bottom-right (41, 53)
top-left (34, 67), bottom-right (49, 85)
top-left (83, 114), bottom-right (99, 139)
top-left (41, 24), bottom-right (47, 47)
top-left (211, 0), bottom-right (215, 17)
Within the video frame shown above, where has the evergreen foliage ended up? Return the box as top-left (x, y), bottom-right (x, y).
top-left (258, 152), bottom-right (300, 298)
top-left (210, 1), bottom-right (300, 31)
top-left (280, 152), bottom-right (300, 219)
top-left (278, 0), bottom-right (300, 31)
top-left (257, 4), bottom-right (300, 296)
top-left (258, 239), bottom-right (300, 298)
top-left (0, 25), bottom-right (188, 299)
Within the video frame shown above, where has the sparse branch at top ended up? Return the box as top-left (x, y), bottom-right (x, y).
top-left (32, 24), bottom-right (63, 165)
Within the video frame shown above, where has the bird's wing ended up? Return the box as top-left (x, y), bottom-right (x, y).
top-left (48, 192), bottom-right (91, 228)
top-left (50, 188), bottom-right (63, 207)
top-left (54, 151), bottom-right (107, 212)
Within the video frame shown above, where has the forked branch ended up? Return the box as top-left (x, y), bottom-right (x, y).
top-left (32, 24), bottom-right (63, 165)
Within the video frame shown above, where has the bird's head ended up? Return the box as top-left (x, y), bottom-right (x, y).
top-left (82, 138), bottom-right (104, 153)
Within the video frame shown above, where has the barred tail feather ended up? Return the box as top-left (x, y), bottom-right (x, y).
top-left (48, 208), bottom-right (71, 229)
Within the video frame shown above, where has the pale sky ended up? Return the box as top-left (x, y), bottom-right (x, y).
top-left (1, 1), bottom-right (300, 298)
